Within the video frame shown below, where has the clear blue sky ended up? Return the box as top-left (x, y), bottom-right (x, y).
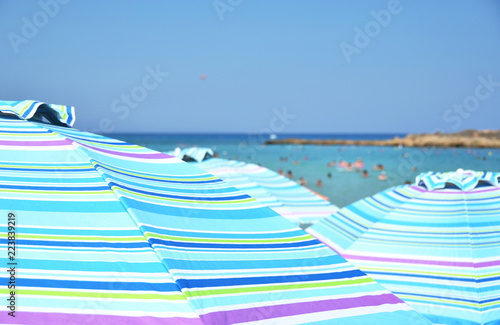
top-left (2, 1), bottom-right (500, 134)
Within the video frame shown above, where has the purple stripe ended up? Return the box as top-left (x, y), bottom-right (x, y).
top-left (315, 236), bottom-right (500, 268)
top-left (200, 293), bottom-right (403, 324)
top-left (467, 187), bottom-right (500, 194)
top-left (408, 185), bottom-right (427, 192)
top-left (76, 141), bottom-right (174, 159)
top-left (0, 139), bottom-right (73, 146)
top-left (476, 260), bottom-right (500, 267)
top-left (0, 312), bottom-right (203, 325)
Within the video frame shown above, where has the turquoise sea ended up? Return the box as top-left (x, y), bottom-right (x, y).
top-left (109, 133), bottom-right (500, 208)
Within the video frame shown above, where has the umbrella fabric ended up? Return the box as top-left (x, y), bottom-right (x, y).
top-left (195, 157), bottom-right (338, 225)
top-left (0, 101), bottom-right (430, 324)
top-left (169, 147), bottom-right (214, 162)
top-left (0, 114), bottom-right (203, 324)
top-left (307, 170), bottom-right (500, 325)
top-left (0, 99), bottom-right (75, 127)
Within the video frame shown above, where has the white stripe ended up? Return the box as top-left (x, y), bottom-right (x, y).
top-left (0, 145), bottom-right (75, 151)
top-left (137, 223), bottom-right (302, 235)
top-left (172, 266), bottom-right (357, 280)
top-left (20, 268), bottom-right (171, 279)
top-left (169, 262), bottom-right (352, 276)
top-left (20, 285), bottom-right (184, 297)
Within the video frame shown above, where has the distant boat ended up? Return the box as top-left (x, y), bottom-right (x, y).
top-left (269, 134), bottom-right (277, 140)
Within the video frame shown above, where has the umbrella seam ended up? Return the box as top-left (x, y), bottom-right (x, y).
top-left (462, 190), bottom-right (482, 324)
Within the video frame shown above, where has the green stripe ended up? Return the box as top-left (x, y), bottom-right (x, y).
top-left (184, 277), bottom-right (374, 298)
top-left (144, 233), bottom-right (314, 244)
top-left (399, 295), bottom-right (483, 308)
top-left (0, 164), bottom-right (92, 170)
top-left (19, 101), bottom-right (32, 114)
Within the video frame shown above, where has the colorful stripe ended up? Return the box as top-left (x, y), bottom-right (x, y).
top-left (0, 106), bottom-right (429, 324)
top-left (194, 157), bottom-right (339, 225)
top-left (308, 171), bottom-right (500, 324)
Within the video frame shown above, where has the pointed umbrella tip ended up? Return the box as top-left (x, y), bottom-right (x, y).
top-left (415, 170), bottom-right (500, 191)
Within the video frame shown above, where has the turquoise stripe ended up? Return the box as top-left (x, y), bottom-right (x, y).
top-left (20, 296), bottom-right (194, 313)
top-left (9, 259), bottom-right (167, 273)
top-left (15, 227), bottom-right (142, 237)
top-left (0, 200), bottom-right (125, 213)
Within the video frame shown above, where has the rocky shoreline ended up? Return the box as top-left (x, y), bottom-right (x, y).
top-left (265, 129), bottom-right (500, 148)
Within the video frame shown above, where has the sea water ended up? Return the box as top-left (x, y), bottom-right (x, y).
top-left (109, 133), bottom-right (500, 208)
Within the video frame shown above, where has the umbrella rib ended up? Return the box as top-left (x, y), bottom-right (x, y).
top-left (461, 191), bottom-right (482, 323)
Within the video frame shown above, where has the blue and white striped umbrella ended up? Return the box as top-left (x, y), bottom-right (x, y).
top-left (169, 147), bottom-right (214, 163)
top-left (308, 170), bottom-right (500, 325)
top-left (0, 100), bottom-right (431, 324)
top-left (194, 157), bottom-right (338, 226)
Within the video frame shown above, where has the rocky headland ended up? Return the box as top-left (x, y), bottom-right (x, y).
top-left (265, 129), bottom-right (500, 148)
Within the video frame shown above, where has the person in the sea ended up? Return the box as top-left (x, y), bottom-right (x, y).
top-left (299, 177), bottom-right (307, 186)
top-left (327, 160), bottom-right (336, 167)
top-left (354, 158), bottom-right (364, 171)
top-left (373, 164), bottom-right (384, 171)
top-left (316, 179), bottom-right (323, 188)
top-left (362, 170), bottom-right (369, 178)
top-left (278, 168), bottom-right (284, 176)
top-left (338, 160), bottom-right (347, 168)
top-left (378, 171), bottom-right (387, 181)
top-left (327, 172), bottom-right (332, 178)
top-left (287, 170), bottom-right (293, 179)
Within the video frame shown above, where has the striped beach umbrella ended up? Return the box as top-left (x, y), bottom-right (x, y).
top-left (307, 170), bottom-right (500, 325)
top-left (169, 147), bottom-right (214, 163)
top-left (195, 157), bottom-right (338, 226)
top-left (0, 100), bottom-right (430, 324)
